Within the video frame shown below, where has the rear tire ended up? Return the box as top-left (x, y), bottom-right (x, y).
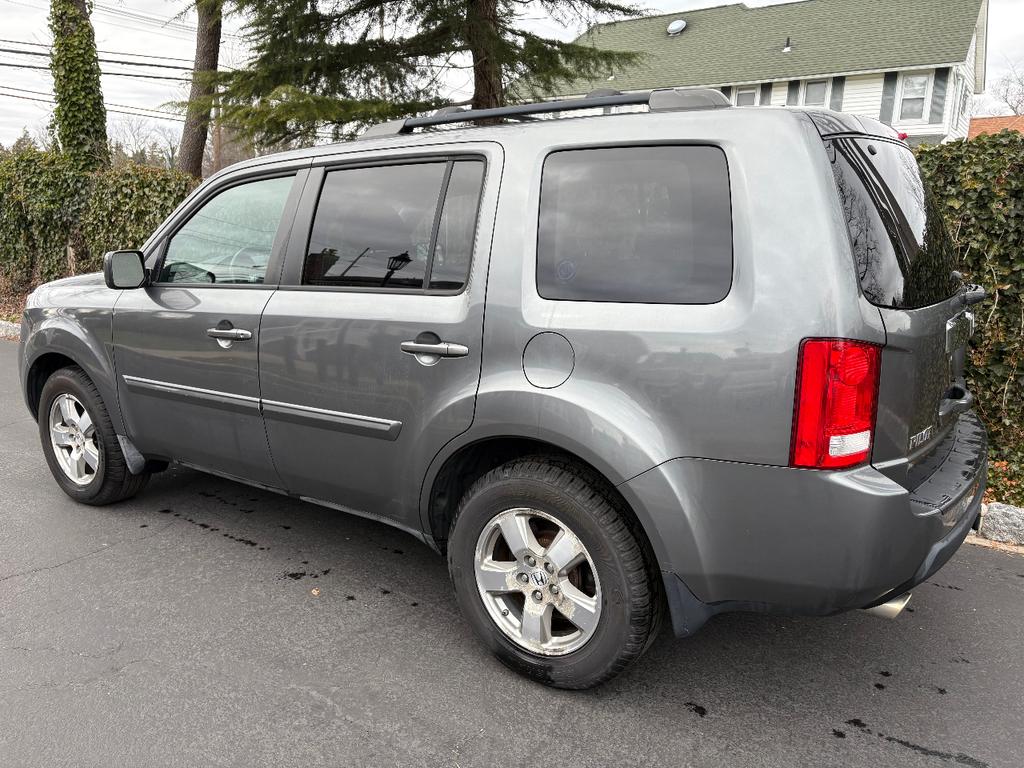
top-left (38, 366), bottom-right (149, 505)
top-left (447, 456), bottom-right (662, 689)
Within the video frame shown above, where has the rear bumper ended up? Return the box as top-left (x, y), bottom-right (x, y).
top-left (620, 411), bottom-right (987, 637)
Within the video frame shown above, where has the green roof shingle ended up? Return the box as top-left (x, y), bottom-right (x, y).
top-left (552, 0), bottom-right (983, 96)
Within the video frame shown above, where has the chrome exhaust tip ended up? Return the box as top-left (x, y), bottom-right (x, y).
top-left (862, 592), bottom-right (912, 620)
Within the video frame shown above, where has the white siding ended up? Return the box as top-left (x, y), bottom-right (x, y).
top-left (770, 80), bottom-right (789, 106)
top-left (841, 74), bottom-right (884, 119)
top-left (949, 34), bottom-right (978, 139)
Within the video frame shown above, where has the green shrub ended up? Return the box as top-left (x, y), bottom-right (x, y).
top-left (917, 131), bottom-right (1024, 505)
top-left (81, 163), bottom-right (196, 273)
top-left (0, 149), bottom-right (87, 289)
top-left (0, 148), bottom-right (195, 291)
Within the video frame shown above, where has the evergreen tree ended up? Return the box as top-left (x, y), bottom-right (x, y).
top-left (210, 0), bottom-right (641, 145)
top-left (49, 0), bottom-right (108, 171)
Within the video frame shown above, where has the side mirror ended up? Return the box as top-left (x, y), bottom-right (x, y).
top-left (103, 250), bottom-right (148, 290)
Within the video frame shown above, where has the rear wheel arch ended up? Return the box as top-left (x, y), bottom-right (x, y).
top-left (423, 435), bottom-right (665, 574)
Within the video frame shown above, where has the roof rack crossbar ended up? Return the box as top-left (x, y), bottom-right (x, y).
top-left (404, 92), bottom-right (653, 132)
top-left (357, 88), bottom-right (730, 139)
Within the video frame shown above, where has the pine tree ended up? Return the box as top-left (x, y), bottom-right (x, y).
top-left (49, 0), bottom-right (108, 171)
top-left (209, 0), bottom-right (642, 145)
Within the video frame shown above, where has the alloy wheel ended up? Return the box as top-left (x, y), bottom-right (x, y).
top-left (474, 507), bottom-right (601, 656)
top-left (48, 393), bottom-right (100, 486)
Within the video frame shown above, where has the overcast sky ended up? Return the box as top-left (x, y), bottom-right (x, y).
top-left (1, 0), bottom-right (1021, 147)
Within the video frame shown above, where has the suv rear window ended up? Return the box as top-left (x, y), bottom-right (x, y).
top-left (536, 146), bottom-right (732, 304)
top-left (827, 137), bottom-right (958, 309)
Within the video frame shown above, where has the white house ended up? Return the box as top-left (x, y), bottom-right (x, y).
top-left (549, 0), bottom-right (989, 143)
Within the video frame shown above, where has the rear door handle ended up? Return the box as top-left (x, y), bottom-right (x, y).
top-left (400, 341), bottom-right (469, 358)
top-left (207, 327), bottom-right (252, 341)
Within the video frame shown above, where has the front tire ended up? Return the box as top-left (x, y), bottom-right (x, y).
top-left (38, 366), bottom-right (149, 505)
top-left (447, 456), bottom-right (662, 689)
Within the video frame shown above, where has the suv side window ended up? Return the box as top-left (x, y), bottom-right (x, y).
top-left (536, 146), bottom-right (732, 304)
top-left (158, 175), bottom-right (295, 285)
top-left (302, 159), bottom-right (484, 292)
top-left (827, 137), bottom-right (957, 309)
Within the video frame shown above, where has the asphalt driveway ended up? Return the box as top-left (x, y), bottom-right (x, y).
top-left (1, 339), bottom-right (1022, 768)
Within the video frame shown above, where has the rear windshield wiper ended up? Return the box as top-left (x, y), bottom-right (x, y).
top-left (952, 272), bottom-right (987, 307)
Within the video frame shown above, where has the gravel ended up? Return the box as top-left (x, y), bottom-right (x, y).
top-left (0, 318), bottom-right (19, 338)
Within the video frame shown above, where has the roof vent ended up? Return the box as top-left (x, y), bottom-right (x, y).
top-left (666, 19), bottom-right (687, 36)
top-left (782, 36), bottom-right (792, 53)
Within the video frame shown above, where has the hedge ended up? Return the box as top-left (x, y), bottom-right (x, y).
top-left (0, 134), bottom-right (1022, 503)
top-left (0, 148), bottom-right (195, 292)
top-left (917, 131), bottom-right (1024, 505)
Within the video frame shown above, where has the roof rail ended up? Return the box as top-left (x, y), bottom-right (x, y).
top-left (357, 88), bottom-right (730, 139)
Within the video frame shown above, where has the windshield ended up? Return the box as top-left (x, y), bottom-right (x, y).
top-left (827, 137), bottom-right (958, 309)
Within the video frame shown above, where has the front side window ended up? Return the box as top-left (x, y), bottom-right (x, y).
top-left (159, 175), bottom-right (294, 284)
top-left (537, 146), bottom-right (733, 304)
top-left (803, 79), bottom-right (829, 106)
top-left (735, 86), bottom-right (758, 106)
top-left (899, 73), bottom-right (931, 121)
top-left (302, 159), bottom-right (484, 291)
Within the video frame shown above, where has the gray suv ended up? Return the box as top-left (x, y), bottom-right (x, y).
top-left (17, 90), bottom-right (988, 688)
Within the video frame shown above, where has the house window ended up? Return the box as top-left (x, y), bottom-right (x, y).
top-left (898, 72), bottom-right (932, 122)
top-left (802, 79), bottom-right (829, 106)
top-left (734, 85), bottom-right (758, 106)
top-left (958, 76), bottom-right (971, 120)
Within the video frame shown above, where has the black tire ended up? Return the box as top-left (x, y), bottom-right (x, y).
top-left (447, 456), bottom-right (663, 689)
top-left (38, 366), bottom-right (149, 505)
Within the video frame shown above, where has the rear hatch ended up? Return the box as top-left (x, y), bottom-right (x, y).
top-left (810, 113), bottom-right (984, 492)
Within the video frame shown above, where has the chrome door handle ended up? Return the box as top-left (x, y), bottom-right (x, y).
top-left (207, 327), bottom-right (252, 341)
top-left (400, 341), bottom-right (469, 358)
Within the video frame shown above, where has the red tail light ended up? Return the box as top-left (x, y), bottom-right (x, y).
top-left (790, 339), bottom-right (882, 469)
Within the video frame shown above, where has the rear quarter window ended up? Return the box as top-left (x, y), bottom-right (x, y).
top-left (827, 137), bottom-right (958, 309)
top-left (536, 145), bottom-right (733, 304)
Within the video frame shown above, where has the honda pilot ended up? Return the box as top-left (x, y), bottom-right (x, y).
top-left (18, 89), bottom-right (987, 688)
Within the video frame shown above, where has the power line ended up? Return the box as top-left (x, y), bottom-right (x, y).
top-left (92, 2), bottom-right (202, 34)
top-left (0, 0), bottom-right (242, 44)
top-left (89, 2), bottom-right (244, 40)
top-left (0, 84), bottom-right (185, 122)
top-left (0, 88), bottom-right (185, 123)
top-left (0, 45), bottom-right (194, 71)
top-left (0, 60), bottom-right (190, 82)
top-left (0, 37), bottom-right (196, 64)
top-left (0, 38), bottom-right (236, 72)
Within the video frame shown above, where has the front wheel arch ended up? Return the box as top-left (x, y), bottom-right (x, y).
top-left (26, 352), bottom-right (79, 420)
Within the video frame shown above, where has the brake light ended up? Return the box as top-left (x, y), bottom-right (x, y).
top-left (790, 339), bottom-right (882, 469)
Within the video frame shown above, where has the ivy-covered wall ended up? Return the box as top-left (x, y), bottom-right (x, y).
top-left (917, 131), bottom-right (1024, 505)
top-left (0, 148), bottom-right (196, 292)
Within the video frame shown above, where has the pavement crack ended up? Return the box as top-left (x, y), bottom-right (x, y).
top-left (0, 417), bottom-right (32, 431)
top-left (0, 522), bottom-right (174, 583)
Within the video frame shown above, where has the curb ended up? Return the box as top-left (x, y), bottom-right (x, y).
top-left (966, 533), bottom-right (1024, 557)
